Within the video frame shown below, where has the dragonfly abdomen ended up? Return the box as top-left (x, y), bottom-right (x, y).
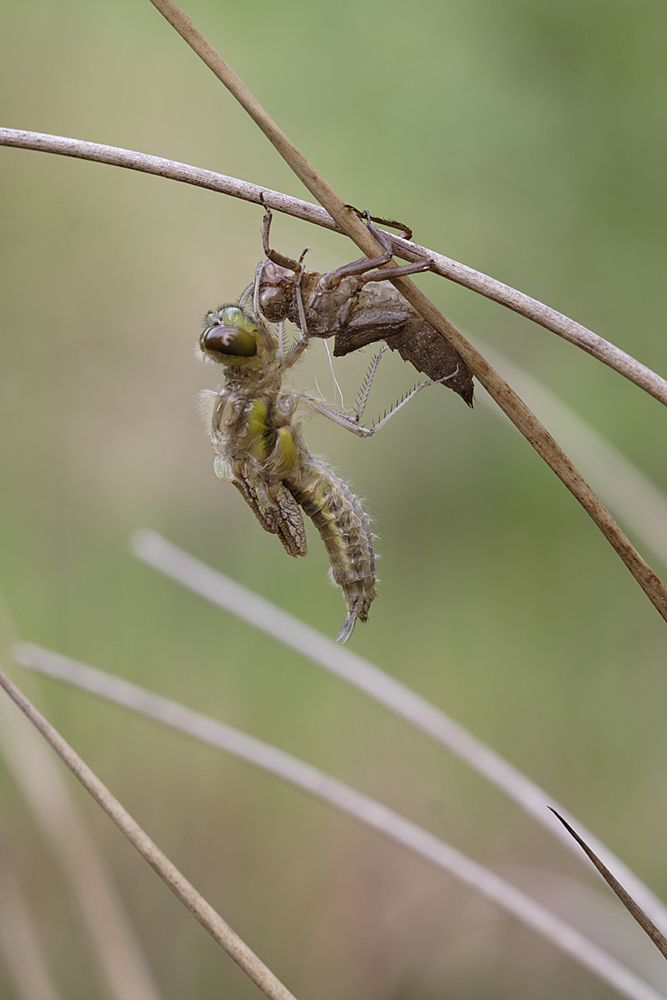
top-left (288, 459), bottom-right (376, 643)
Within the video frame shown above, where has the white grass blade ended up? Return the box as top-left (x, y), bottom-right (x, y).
top-left (12, 643), bottom-right (665, 1000)
top-left (130, 529), bottom-right (667, 935)
top-left (0, 588), bottom-right (162, 1000)
top-left (0, 853), bottom-right (62, 1000)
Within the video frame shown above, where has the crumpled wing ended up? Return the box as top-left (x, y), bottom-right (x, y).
top-left (233, 468), bottom-right (307, 558)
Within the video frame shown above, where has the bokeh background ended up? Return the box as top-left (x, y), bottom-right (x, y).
top-left (1, 1), bottom-right (666, 997)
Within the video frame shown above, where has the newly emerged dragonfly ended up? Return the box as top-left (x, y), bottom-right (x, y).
top-left (199, 212), bottom-right (464, 641)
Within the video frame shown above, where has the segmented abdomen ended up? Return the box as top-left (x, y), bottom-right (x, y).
top-left (287, 458), bottom-right (376, 643)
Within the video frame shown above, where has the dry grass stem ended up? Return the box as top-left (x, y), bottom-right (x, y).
top-left (0, 852), bottom-right (62, 1000)
top-left (391, 237), bottom-right (667, 405)
top-left (0, 591), bottom-right (162, 1000)
top-left (0, 667), bottom-right (299, 1000)
top-left (143, 0), bottom-right (667, 620)
top-left (550, 811), bottom-right (667, 961)
top-left (0, 699), bottom-right (162, 1000)
top-left (475, 340), bottom-right (667, 569)
top-left (130, 529), bottom-right (667, 936)
top-left (2, 126), bottom-right (662, 406)
top-left (12, 644), bottom-right (665, 1000)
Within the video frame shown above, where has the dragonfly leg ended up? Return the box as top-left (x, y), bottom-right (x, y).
top-left (358, 258), bottom-right (432, 283)
top-left (344, 204), bottom-right (414, 241)
top-left (251, 259), bottom-right (265, 319)
top-left (305, 380), bottom-right (430, 438)
top-left (276, 319), bottom-right (285, 358)
top-left (305, 398), bottom-right (375, 437)
top-left (306, 364), bottom-right (461, 438)
top-left (359, 212), bottom-right (433, 281)
top-left (319, 249), bottom-right (393, 287)
top-left (352, 345), bottom-right (387, 421)
top-left (320, 210), bottom-right (432, 289)
top-left (261, 202), bottom-right (302, 271)
top-left (281, 247), bottom-right (312, 369)
top-left (237, 277), bottom-right (255, 311)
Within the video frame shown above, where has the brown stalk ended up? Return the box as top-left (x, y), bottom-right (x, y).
top-left (0, 589), bottom-right (162, 1000)
top-left (0, 697), bottom-right (162, 1000)
top-left (0, 668), bottom-right (298, 1000)
top-left (389, 237), bottom-right (667, 407)
top-left (144, 0), bottom-right (667, 621)
top-left (550, 810), bottom-right (667, 960)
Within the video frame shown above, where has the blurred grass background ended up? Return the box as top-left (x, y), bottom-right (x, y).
top-left (1, 1), bottom-right (666, 997)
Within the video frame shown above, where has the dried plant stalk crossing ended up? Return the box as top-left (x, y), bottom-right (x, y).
top-left (0, 127), bottom-right (664, 406)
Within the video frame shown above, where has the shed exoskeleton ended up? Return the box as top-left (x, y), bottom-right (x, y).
top-left (257, 207), bottom-right (475, 407)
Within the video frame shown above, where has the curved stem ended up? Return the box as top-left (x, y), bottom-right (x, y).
top-left (1, 127), bottom-right (664, 406)
top-left (1, 119), bottom-right (666, 616)
top-left (393, 237), bottom-right (666, 405)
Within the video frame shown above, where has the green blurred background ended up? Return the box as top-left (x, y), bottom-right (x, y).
top-left (1, 1), bottom-right (665, 997)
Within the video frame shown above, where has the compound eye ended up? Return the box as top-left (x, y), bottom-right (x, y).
top-left (200, 324), bottom-right (257, 359)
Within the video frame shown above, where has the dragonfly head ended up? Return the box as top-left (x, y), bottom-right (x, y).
top-left (199, 305), bottom-right (270, 367)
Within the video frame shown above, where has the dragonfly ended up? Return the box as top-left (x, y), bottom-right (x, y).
top-left (199, 211), bottom-right (465, 641)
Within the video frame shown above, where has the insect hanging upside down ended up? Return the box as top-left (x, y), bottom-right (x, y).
top-left (199, 301), bottom-right (378, 642)
top-left (199, 211), bottom-right (470, 642)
